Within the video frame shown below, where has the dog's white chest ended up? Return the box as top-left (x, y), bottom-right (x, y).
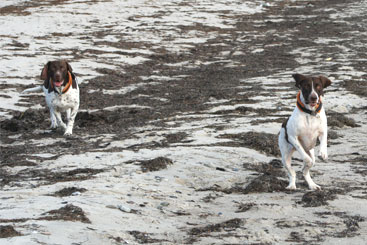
top-left (50, 88), bottom-right (79, 111)
top-left (295, 112), bottom-right (324, 150)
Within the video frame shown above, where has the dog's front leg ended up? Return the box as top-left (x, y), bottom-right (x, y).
top-left (303, 149), bottom-right (321, 190)
top-left (64, 106), bottom-right (78, 136)
top-left (287, 136), bottom-right (313, 164)
top-left (288, 137), bottom-right (321, 190)
top-left (54, 111), bottom-right (67, 130)
top-left (318, 129), bottom-right (328, 161)
top-left (49, 108), bottom-right (57, 129)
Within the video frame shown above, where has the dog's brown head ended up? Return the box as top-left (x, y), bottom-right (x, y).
top-left (292, 74), bottom-right (331, 107)
top-left (41, 60), bottom-right (73, 89)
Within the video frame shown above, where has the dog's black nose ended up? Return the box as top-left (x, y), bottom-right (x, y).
top-left (55, 73), bottom-right (62, 81)
top-left (310, 94), bottom-right (317, 102)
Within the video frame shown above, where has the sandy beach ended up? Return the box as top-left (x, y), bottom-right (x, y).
top-left (1, 0), bottom-right (367, 244)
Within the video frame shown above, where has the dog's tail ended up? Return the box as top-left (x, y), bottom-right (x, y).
top-left (22, 86), bottom-right (43, 94)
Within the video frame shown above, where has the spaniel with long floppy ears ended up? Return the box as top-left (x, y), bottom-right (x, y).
top-left (278, 74), bottom-right (332, 190)
top-left (22, 60), bottom-right (79, 136)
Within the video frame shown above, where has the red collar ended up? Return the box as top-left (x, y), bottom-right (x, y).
top-left (50, 72), bottom-right (73, 94)
top-left (296, 91), bottom-right (322, 116)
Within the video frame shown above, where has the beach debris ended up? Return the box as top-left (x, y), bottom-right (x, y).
top-left (301, 190), bottom-right (337, 207)
top-left (218, 132), bottom-right (280, 156)
top-left (241, 174), bottom-right (288, 194)
top-left (328, 111), bottom-right (359, 128)
top-left (0, 225), bottom-right (21, 238)
top-left (139, 157), bottom-right (173, 172)
top-left (52, 187), bottom-right (87, 197)
top-left (118, 205), bottom-right (132, 213)
top-left (216, 167), bottom-right (226, 171)
top-left (236, 202), bottom-right (256, 213)
top-left (189, 218), bottom-right (244, 236)
top-left (39, 204), bottom-right (91, 223)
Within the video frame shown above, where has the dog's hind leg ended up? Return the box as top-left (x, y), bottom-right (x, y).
top-left (279, 131), bottom-right (297, 190)
top-left (303, 149), bottom-right (321, 190)
top-left (282, 150), bottom-right (297, 190)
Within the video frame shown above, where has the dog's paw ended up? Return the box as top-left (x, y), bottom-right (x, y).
top-left (64, 129), bottom-right (73, 136)
top-left (286, 184), bottom-right (297, 190)
top-left (318, 149), bottom-right (328, 161)
top-left (308, 183), bottom-right (321, 191)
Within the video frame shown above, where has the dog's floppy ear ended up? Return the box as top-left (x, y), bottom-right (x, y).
top-left (66, 61), bottom-right (73, 72)
top-left (319, 76), bottom-right (332, 89)
top-left (292, 74), bottom-right (307, 89)
top-left (43, 79), bottom-right (51, 91)
top-left (40, 62), bottom-right (50, 80)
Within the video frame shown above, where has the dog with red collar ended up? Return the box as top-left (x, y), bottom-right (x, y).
top-left (278, 74), bottom-right (332, 190)
top-left (22, 60), bottom-right (79, 136)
